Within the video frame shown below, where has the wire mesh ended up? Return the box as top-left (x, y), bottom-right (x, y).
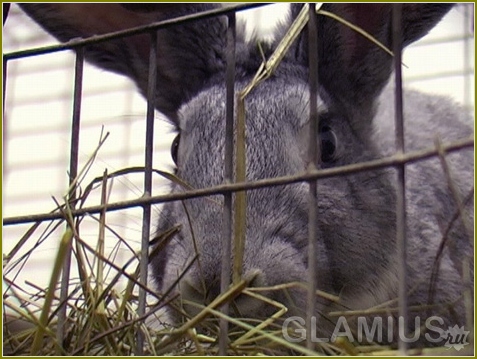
top-left (2, 3), bottom-right (474, 355)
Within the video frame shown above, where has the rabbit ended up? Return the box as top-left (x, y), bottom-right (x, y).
top-left (18, 3), bottom-right (473, 349)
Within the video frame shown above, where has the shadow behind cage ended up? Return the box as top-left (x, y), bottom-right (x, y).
top-left (2, 3), bottom-right (474, 356)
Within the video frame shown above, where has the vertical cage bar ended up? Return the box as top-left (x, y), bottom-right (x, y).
top-left (136, 30), bottom-right (158, 355)
top-left (306, 3), bottom-right (319, 351)
top-left (392, 4), bottom-right (408, 354)
top-left (462, 3), bottom-right (474, 337)
top-left (57, 47), bottom-right (84, 348)
top-left (3, 58), bottom-right (7, 116)
top-left (3, 58), bottom-right (8, 169)
top-left (219, 11), bottom-right (236, 356)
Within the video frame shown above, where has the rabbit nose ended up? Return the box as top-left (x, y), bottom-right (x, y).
top-left (180, 269), bottom-right (267, 319)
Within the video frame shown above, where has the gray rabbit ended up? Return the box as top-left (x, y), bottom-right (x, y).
top-left (19, 3), bottom-right (473, 349)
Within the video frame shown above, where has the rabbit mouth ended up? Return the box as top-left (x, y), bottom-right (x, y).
top-left (168, 263), bottom-right (339, 332)
top-left (175, 269), bottom-right (273, 320)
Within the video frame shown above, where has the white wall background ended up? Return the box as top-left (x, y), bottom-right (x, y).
top-left (2, 4), bottom-right (474, 290)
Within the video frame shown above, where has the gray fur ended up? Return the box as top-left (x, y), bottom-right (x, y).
top-left (19, 3), bottom-right (473, 348)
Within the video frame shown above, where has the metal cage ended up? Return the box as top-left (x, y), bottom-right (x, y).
top-left (3, 3), bottom-right (474, 355)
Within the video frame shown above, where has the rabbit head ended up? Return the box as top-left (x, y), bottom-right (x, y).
top-left (19, 3), bottom-right (472, 346)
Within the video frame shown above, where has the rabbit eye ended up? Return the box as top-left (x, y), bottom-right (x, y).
top-left (171, 134), bottom-right (180, 165)
top-left (319, 126), bottom-right (337, 163)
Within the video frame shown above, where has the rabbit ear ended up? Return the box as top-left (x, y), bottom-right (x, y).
top-left (289, 4), bottom-right (453, 118)
top-left (18, 4), bottom-right (227, 122)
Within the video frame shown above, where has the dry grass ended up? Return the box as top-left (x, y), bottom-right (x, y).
top-left (3, 150), bottom-right (472, 355)
top-left (0, 132), bottom-right (378, 356)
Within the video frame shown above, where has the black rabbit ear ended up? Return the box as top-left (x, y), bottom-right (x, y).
top-left (289, 4), bottom-right (453, 118)
top-left (18, 4), bottom-right (228, 122)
